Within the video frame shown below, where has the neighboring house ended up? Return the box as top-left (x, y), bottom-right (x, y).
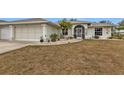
top-left (0, 18), bottom-right (114, 41)
top-left (114, 30), bottom-right (124, 34)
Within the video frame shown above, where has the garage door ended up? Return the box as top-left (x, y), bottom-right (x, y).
top-left (0, 26), bottom-right (11, 40)
top-left (15, 24), bottom-right (43, 41)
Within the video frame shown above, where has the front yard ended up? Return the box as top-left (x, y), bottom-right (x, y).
top-left (0, 40), bottom-right (124, 75)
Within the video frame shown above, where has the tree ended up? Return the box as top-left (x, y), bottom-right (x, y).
top-left (99, 20), bottom-right (113, 24)
top-left (58, 19), bottom-right (72, 35)
top-left (116, 20), bottom-right (124, 30)
top-left (70, 18), bottom-right (77, 21)
top-left (118, 20), bottom-right (124, 26)
top-left (63, 18), bottom-right (67, 21)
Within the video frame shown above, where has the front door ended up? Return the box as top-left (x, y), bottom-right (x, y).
top-left (74, 25), bottom-right (85, 39)
top-left (75, 28), bottom-right (82, 39)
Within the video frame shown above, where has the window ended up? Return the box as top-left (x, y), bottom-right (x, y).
top-left (95, 28), bottom-right (102, 36)
top-left (62, 30), bottom-right (68, 35)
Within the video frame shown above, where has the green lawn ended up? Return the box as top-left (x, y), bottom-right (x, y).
top-left (0, 40), bottom-right (124, 75)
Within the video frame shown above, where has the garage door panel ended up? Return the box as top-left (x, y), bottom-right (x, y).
top-left (0, 26), bottom-right (11, 40)
top-left (15, 24), bottom-right (42, 41)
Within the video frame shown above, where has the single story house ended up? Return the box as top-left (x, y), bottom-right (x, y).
top-left (0, 18), bottom-right (114, 41)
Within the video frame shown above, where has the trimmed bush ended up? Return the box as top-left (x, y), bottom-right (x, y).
top-left (111, 33), bottom-right (124, 39)
top-left (94, 35), bottom-right (99, 39)
top-left (40, 36), bottom-right (44, 42)
top-left (50, 33), bottom-right (58, 42)
top-left (69, 36), bottom-right (73, 39)
top-left (109, 37), bottom-right (113, 39)
top-left (118, 36), bottom-right (123, 39)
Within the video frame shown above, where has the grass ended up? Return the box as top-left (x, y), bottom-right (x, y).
top-left (0, 40), bottom-right (124, 75)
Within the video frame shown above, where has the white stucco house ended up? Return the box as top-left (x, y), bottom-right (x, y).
top-left (0, 18), bottom-right (114, 41)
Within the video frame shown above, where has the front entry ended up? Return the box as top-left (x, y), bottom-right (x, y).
top-left (74, 25), bottom-right (85, 39)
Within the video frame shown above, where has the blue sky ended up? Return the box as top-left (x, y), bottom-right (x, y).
top-left (0, 18), bottom-right (123, 24)
top-left (47, 18), bottom-right (124, 24)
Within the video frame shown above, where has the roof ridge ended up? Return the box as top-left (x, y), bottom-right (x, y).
top-left (11, 18), bottom-right (48, 22)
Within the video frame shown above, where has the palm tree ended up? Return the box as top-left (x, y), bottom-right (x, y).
top-left (70, 18), bottom-right (77, 21)
top-left (58, 19), bottom-right (72, 35)
top-left (119, 19), bottom-right (124, 26)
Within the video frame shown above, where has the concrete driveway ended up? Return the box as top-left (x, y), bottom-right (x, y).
top-left (0, 40), bottom-right (29, 54)
top-left (0, 39), bottom-right (82, 54)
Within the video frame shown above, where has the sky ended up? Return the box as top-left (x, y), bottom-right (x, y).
top-left (0, 18), bottom-right (123, 24)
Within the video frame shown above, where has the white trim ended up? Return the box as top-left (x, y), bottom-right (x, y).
top-left (15, 39), bottom-right (40, 41)
top-left (42, 24), bottom-right (47, 41)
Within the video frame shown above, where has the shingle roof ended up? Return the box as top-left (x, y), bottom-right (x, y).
top-left (90, 22), bottom-right (114, 27)
top-left (67, 20), bottom-right (91, 24)
top-left (11, 18), bottom-right (48, 22)
top-left (0, 18), bottom-right (115, 28)
top-left (0, 18), bottom-right (59, 27)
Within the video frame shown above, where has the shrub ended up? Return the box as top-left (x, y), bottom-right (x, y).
top-left (118, 35), bottom-right (123, 39)
top-left (69, 36), bottom-right (73, 39)
top-left (111, 33), bottom-right (124, 39)
top-left (94, 35), bottom-right (99, 39)
top-left (47, 39), bottom-right (50, 42)
top-left (122, 36), bottom-right (124, 40)
top-left (40, 36), bottom-right (44, 42)
top-left (64, 36), bottom-right (73, 40)
top-left (109, 37), bottom-right (113, 39)
top-left (50, 33), bottom-right (58, 42)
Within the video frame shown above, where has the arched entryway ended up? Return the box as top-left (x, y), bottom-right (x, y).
top-left (74, 25), bottom-right (85, 39)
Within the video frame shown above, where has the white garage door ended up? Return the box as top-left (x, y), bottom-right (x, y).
top-left (0, 26), bottom-right (11, 40)
top-left (15, 24), bottom-right (43, 41)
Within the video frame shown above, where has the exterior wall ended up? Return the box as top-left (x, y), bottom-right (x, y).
top-left (85, 28), bottom-right (94, 39)
top-left (45, 24), bottom-right (61, 40)
top-left (99, 27), bottom-right (111, 39)
top-left (9, 25), bottom-right (15, 40)
top-left (42, 24), bottom-right (47, 41)
top-left (86, 27), bottom-right (111, 39)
